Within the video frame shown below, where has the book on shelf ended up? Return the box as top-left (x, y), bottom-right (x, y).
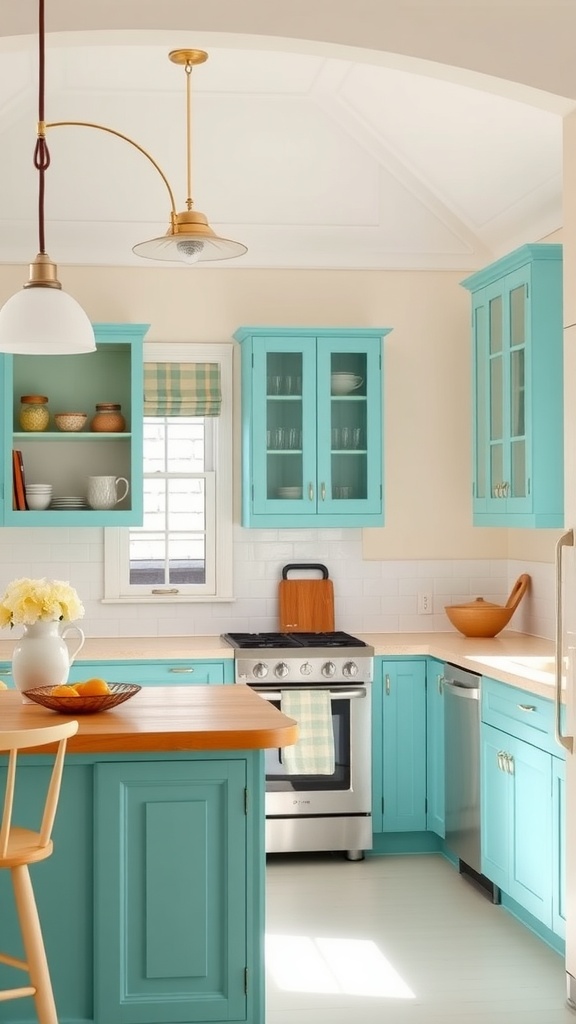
top-left (12, 449), bottom-right (28, 511)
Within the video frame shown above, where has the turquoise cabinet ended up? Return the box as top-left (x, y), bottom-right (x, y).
top-left (461, 244), bottom-right (563, 527)
top-left (2, 322), bottom-right (147, 526)
top-left (234, 326), bottom-right (390, 527)
top-left (0, 748), bottom-right (264, 1024)
top-left (372, 658), bottom-right (427, 832)
top-left (69, 658), bottom-right (234, 686)
top-left (552, 756), bottom-right (566, 938)
top-left (480, 676), bottom-right (566, 936)
top-left (95, 758), bottom-right (249, 1023)
top-left (481, 723), bottom-right (552, 923)
top-left (426, 657), bottom-right (445, 837)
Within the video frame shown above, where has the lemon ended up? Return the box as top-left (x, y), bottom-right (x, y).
top-left (0, 680), bottom-right (9, 690)
top-left (51, 684), bottom-right (79, 697)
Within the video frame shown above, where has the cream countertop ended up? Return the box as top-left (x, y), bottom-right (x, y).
top-left (0, 630), bottom-right (559, 700)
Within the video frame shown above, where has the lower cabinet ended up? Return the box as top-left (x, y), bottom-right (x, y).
top-left (95, 759), bottom-right (249, 1023)
top-left (426, 657), bottom-right (445, 838)
top-left (0, 750), bottom-right (264, 1024)
top-left (480, 675), bottom-right (566, 938)
top-left (481, 723), bottom-right (552, 924)
top-left (68, 658), bottom-right (234, 685)
top-left (372, 659), bottom-right (426, 832)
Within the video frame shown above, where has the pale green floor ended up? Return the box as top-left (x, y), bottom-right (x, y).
top-left (265, 853), bottom-right (575, 1024)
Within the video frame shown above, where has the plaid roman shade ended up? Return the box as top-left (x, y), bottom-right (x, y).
top-left (143, 362), bottom-right (222, 417)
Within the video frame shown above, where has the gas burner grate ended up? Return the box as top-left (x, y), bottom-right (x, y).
top-left (222, 631), bottom-right (367, 650)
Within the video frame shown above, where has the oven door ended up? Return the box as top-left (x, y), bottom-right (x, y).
top-left (252, 684), bottom-right (371, 816)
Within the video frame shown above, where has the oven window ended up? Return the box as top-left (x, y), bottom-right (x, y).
top-left (265, 697), bottom-right (351, 791)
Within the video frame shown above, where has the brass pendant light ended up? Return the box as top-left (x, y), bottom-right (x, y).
top-left (132, 49), bottom-right (247, 264)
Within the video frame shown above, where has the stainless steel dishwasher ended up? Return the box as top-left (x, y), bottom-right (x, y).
top-left (442, 662), bottom-right (499, 900)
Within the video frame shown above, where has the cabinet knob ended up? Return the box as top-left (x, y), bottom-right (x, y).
top-left (321, 482), bottom-right (326, 501)
top-left (308, 483), bottom-right (314, 501)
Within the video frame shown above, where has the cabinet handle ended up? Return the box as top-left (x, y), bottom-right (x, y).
top-left (517, 704), bottom-right (536, 713)
top-left (506, 754), bottom-right (514, 774)
top-left (437, 674), bottom-right (443, 695)
top-left (308, 483), bottom-right (314, 501)
top-left (151, 588), bottom-right (180, 595)
top-left (169, 667), bottom-right (195, 673)
top-left (497, 751), bottom-right (506, 771)
top-left (385, 674), bottom-right (391, 696)
top-left (321, 482), bottom-right (326, 501)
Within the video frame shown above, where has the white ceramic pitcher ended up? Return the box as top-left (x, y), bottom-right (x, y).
top-left (87, 475), bottom-right (130, 510)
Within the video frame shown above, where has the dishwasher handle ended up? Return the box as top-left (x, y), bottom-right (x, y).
top-left (442, 678), bottom-right (480, 701)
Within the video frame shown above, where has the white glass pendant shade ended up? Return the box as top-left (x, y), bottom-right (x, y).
top-left (0, 285), bottom-right (96, 354)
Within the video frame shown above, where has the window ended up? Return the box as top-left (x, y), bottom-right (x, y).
top-left (104, 343), bottom-right (233, 603)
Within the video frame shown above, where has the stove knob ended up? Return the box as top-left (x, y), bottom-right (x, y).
top-left (253, 662), bottom-right (269, 679)
top-left (275, 662), bottom-right (290, 678)
top-left (322, 661), bottom-right (336, 678)
top-left (300, 661), bottom-right (313, 677)
top-left (343, 661), bottom-right (359, 678)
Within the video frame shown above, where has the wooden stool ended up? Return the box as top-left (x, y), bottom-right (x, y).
top-left (0, 720), bottom-right (78, 1024)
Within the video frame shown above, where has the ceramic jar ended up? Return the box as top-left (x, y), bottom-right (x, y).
top-left (90, 403), bottom-right (126, 433)
top-left (19, 395), bottom-right (50, 432)
top-left (11, 620), bottom-right (85, 702)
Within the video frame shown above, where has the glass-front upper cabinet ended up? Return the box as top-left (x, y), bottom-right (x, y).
top-left (463, 244), bottom-right (563, 528)
top-left (234, 327), bottom-right (391, 528)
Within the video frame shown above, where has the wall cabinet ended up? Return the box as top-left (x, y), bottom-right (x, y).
top-left (234, 326), bottom-right (390, 527)
top-left (372, 658), bottom-right (427, 832)
top-left (481, 676), bottom-right (565, 935)
top-left (461, 244), bottom-right (563, 527)
top-left (426, 657), bottom-right (445, 838)
top-left (1, 322), bottom-right (147, 526)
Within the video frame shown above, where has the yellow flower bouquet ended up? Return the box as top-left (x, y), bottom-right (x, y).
top-left (0, 577), bottom-right (85, 628)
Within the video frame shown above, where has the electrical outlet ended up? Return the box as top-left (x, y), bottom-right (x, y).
top-left (418, 591), bottom-right (433, 615)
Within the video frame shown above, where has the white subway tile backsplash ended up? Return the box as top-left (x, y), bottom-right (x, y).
top-left (0, 527), bottom-right (554, 640)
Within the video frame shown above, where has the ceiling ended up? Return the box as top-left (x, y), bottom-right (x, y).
top-left (0, 27), bottom-right (572, 272)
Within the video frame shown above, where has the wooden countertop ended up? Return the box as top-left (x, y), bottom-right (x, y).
top-left (0, 686), bottom-right (298, 755)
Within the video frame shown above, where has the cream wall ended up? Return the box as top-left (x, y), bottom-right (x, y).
top-left (0, 262), bottom-right (515, 562)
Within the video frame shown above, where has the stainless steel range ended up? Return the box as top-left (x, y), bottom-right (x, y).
top-left (222, 631), bottom-right (374, 859)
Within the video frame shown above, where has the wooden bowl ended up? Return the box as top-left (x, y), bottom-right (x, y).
top-left (25, 682), bottom-right (141, 714)
top-left (444, 599), bottom-right (516, 638)
top-left (444, 573), bottom-right (530, 638)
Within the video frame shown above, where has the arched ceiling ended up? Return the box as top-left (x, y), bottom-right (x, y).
top-left (0, 2), bottom-right (572, 270)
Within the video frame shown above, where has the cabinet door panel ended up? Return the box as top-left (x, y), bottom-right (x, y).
top-left (507, 733), bottom-right (552, 924)
top-left (426, 658), bottom-right (445, 837)
top-left (381, 661), bottom-right (426, 832)
top-left (95, 760), bottom-right (247, 1023)
top-left (481, 724), bottom-right (510, 890)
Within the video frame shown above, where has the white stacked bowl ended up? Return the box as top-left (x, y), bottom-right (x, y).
top-left (25, 484), bottom-right (52, 510)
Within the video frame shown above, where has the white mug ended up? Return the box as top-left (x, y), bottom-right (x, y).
top-left (87, 475), bottom-right (130, 510)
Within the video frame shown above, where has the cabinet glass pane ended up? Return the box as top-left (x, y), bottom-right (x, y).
top-left (330, 351), bottom-right (368, 501)
top-left (489, 295), bottom-right (502, 355)
top-left (475, 307), bottom-right (486, 499)
top-left (511, 440), bottom-right (527, 497)
top-left (510, 285), bottom-right (526, 347)
top-left (490, 445), bottom-right (503, 497)
top-left (490, 355), bottom-right (503, 440)
top-left (266, 351), bottom-right (303, 499)
top-left (510, 349), bottom-right (525, 437)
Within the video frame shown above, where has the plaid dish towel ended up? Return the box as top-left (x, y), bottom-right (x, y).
top-left (280, 689), bottom-right (335, 775)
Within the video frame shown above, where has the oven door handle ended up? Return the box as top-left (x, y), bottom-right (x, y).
top-left (252, 688), bottom-right (367, 701)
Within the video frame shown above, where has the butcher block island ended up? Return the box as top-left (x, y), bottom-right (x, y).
top-left (0, 686), bottom-right (297, 1024)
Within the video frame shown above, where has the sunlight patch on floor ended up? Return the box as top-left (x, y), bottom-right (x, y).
top-left (266, 934), bottom-right (416, 998)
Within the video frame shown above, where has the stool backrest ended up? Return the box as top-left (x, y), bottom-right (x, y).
top-left (0, 721), bottom-right (79, 857)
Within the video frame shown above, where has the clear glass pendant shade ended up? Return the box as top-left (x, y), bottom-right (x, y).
top-left (0, 285), bottom-right (96, 355)
top-left (132, 230), bottom-right (247, 263)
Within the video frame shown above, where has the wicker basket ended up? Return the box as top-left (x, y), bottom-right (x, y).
top-left (25, 682), bottom-right (141, 714)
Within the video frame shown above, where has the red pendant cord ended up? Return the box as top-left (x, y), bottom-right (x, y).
top-left (32, 0), bottom-right (50, 255)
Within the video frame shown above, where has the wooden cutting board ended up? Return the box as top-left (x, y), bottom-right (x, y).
top-left (279, 564), bottom-right (335, 632)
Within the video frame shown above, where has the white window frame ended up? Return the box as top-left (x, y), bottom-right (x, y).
top-left (103, 342), bottom-right (234, 604)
